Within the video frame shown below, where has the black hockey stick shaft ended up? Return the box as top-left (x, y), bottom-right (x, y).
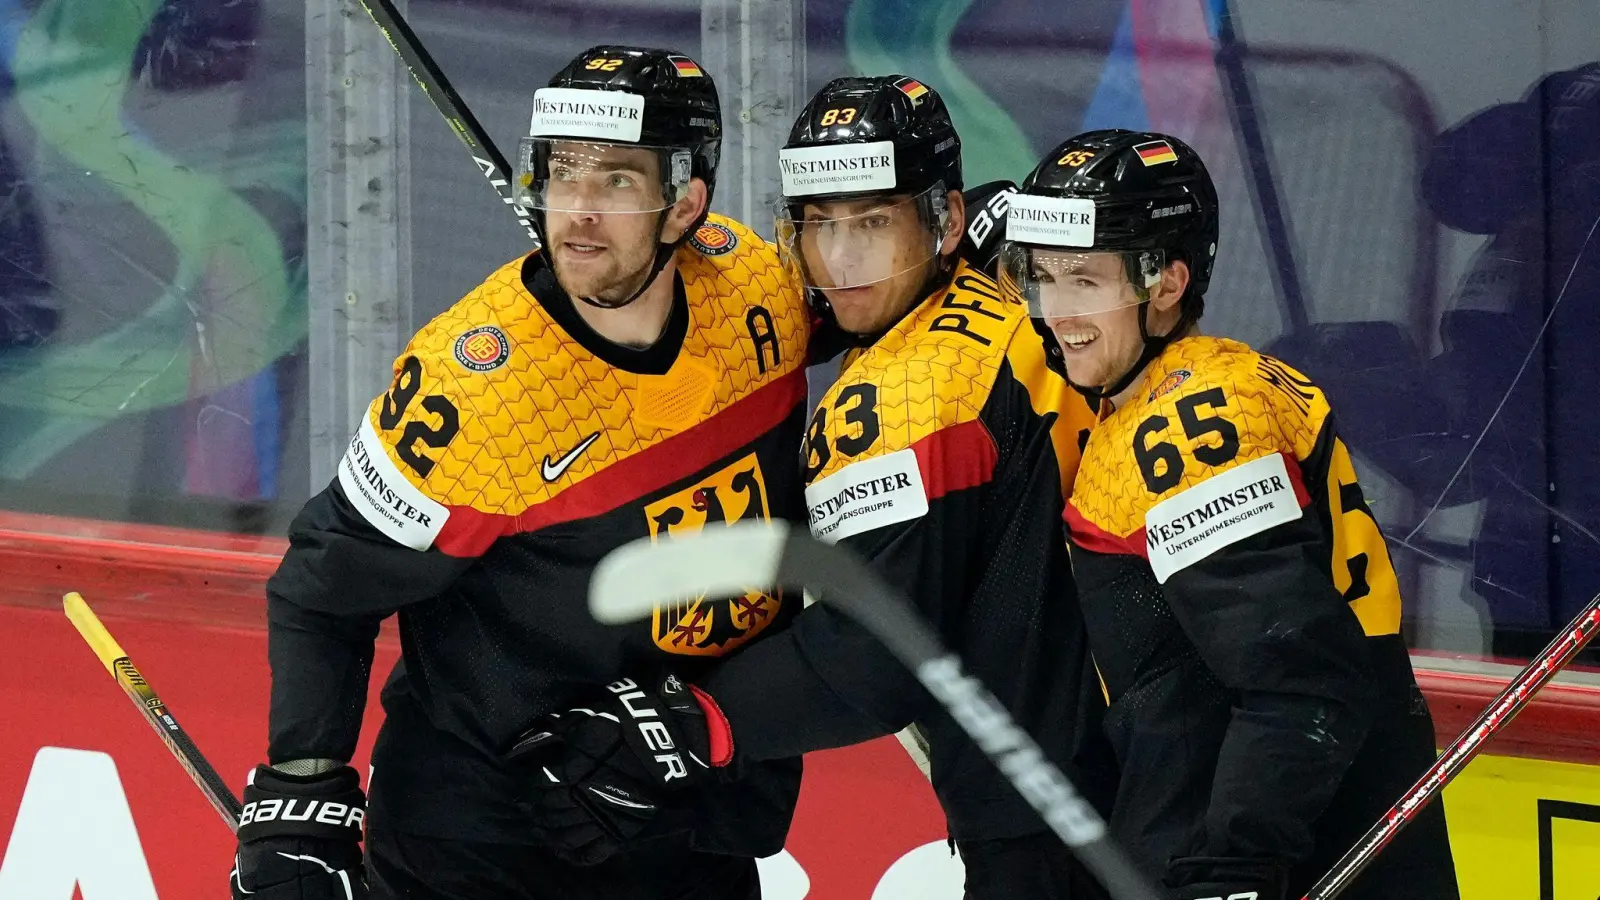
top-left (1304, 590), bottom-right (1600, 899)
top-left (1212, 0), bottom-right (1310, 331)
top-left (64, 592), bottom-right (243, 832)
top-left (353, 0), bottom-right (540, 242)
top-left (590, 523), bottom-right (1159, 900)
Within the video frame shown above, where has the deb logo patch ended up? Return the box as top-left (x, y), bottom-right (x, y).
top-left (689, 222), bottom-right (737, 256)
top-left (453, 325), bottom-right (510, 372)
top-left (1149, 368), bottom-right (1192, 402)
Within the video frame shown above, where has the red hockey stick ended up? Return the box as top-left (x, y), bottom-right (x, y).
top-left (1304, 590), bottom-right (1600, 899)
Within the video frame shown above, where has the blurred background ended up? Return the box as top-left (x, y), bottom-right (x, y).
top-left (1, 0), bottom-right (1596, 667)
top-left (0, 2), bottom-right (1598, 895)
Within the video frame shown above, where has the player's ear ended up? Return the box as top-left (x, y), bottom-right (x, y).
top-left (938, 189), bottom-right (965, 257)
top-left (663, 178), bottom-right (709, 244)
top-left (1151, 258), bottom-right (1190, 313)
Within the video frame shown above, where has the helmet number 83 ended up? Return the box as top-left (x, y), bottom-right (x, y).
top-left (820, 107), bottom-right (858, 127)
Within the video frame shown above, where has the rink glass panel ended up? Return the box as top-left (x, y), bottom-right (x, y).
top-left (0, 0), bottom-right (1595, 676)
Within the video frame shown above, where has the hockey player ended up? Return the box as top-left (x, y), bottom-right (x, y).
top-left (514, 76), bottom-right (1117, 899)
top-left (999, 129), bottom-right (1459, 899)
top-left (228, 46), bottom-right (815, 900)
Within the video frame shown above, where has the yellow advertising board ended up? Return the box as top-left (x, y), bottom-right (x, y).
top-left (1444, 754), bottom-right (1600, 899)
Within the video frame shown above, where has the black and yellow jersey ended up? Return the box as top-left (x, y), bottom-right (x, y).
top-left (265, 216), bottom-right (812, 854)
top-left (1065, 335), bottom-right (1456, 895)
top-left (701, 260), bottom-right (1117, 842)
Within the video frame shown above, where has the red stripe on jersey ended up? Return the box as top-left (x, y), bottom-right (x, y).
top-left (912, 418), bottom-right (999, 501)
top-left (431, 368), bottom-right (808, 556)
top-left (1064, 502), bottom-right (1148, 558)
top-left (433, 506), bottom-right (517, 558)
top-left (1064, 450), bottom-right (1312, 559)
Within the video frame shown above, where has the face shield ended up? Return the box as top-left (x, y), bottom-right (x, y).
top-left (515, 137), bottom-right (693, 216)
top-left (998, 244), bottom-right (1163, 320)
top-left (996, 190), bottom-right (1161, 319)
top-left (515, 86), bottom-right (693, 218)
top-left (774, 182), bottom-right (949, 292)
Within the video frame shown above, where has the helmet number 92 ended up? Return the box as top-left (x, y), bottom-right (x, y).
top-left (819, 107), bottom-right (859, 127)
top-left (1057, 149), bottom-right (1096, 168)
top-left (585, 58), bottom-right (624, 72)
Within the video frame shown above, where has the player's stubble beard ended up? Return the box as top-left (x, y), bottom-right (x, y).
top-left (1058, 305), bottom-right (1146, 399)
top-left (547, 211), bottom-right (663, 307)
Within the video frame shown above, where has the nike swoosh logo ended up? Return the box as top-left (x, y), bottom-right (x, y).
top-left (586, 785), bottom-right (655, 810)
top-left (541, 432), bottom-right (600, 482)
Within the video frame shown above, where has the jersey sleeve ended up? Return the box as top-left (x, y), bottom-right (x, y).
top-left (1138, 366), bottom-right (1378, 864)
top-left (266, 309), bottom-right (521, 764)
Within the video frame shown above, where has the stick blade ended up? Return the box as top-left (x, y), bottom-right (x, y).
top-left (590, 521), bottom-right (792, 624)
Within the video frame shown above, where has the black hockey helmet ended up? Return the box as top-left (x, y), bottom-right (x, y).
top-left (1001, 129), bottom-right (1218, 398)
top-left (516, 45), bottom-right (723, 308)
top-left (775, 75), bottom-right (963, 324)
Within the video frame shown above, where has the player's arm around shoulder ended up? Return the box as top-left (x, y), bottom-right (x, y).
top-left (684, 213), bottom-right (815, 368)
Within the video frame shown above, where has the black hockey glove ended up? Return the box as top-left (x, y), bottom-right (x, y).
top-left (506, 672), bottom-right (732, 865)
top-left (1165, 856), bottom-right (1287, 900)
top-left (229, 764), bottom-right (368, 900)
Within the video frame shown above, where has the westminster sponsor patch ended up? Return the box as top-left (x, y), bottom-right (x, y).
top-left (1144, 452), bottom-right (1302, 583)
top-left (529, 87), bottom-right (645, 143)
top-left (689, 223), bottom-right (737, 256)
top-left (1004, 194), bottom-right (1096, 247)
top-left (779, 141), bottom-right (897, 197)
top-left (805, 448), bottom-right (928, 543)
top-left (337, 415), bottom-right (450, 550)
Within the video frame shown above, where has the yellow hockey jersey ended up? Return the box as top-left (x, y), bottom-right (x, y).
top-left (702, 260), bottom-right (1118, 841)
top-left (266, 215), bottom-right (813, 853)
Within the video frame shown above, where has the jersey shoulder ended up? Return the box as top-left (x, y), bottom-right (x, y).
top-left (679, 214), bottom-right (810, 378)
top-left (1071, 335), bottom-right (1329, 537)
top-left (338, 256), bottom-right (546, 554)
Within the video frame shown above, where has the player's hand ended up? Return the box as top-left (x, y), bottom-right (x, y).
top-left (1165, 856), bottom-right (1286, 900)
top-left (229, 764), bottom-right (368, 900)
top-left (505, 672), bottom-right (732, 865)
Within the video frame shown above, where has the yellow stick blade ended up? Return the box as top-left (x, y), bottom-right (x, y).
top-left (63, 592), bottom-right (127, 675)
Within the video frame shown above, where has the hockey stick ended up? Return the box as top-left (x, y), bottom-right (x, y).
top-left (63, 592), bottom-right (243, 832)
top-left (352, 0), bottom-right (540, 243)
top-left (1304, 589), bottom-right (1600, 899)
top-left (1211, 0), bottom-right (1310, 331)
top-left (590, 522), bottom-right (1160, 900)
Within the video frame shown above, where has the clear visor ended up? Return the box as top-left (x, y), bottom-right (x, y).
top-left (774, 184), bottom-right (948, 292)
top-left (998, 244), bottom-right (1164, 320)
top-left (516, 137), bottom-right (693, 214)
